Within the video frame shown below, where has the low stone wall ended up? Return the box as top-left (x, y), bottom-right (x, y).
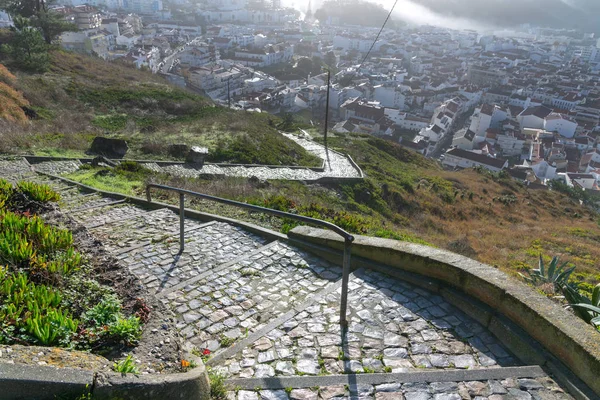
top-left (0, 350), bottom-right (210, 400)
top-left (288, 226), bottom-right (600, 398)
top-left (24, 156), bottom-right (326, 171)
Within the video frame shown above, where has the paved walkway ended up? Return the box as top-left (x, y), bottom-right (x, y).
top-left (30, 133), bottom-right (362, 181)
top-left (0, 157), bottom-right (576, 399)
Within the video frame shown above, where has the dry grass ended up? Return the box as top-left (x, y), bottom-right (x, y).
top-left (399, 169), bottom-right (600, 286)
top-left (0, 64), bottom-right (29, 123)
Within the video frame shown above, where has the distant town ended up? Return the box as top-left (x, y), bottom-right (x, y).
top-left (3, 0), bottom-right (600, 191)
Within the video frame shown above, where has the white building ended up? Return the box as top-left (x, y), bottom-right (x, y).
top-left (187, 66), bottom-right (245, 101)
top-left (517, 106), bottom-right (553, 131)
top-left (543, 113), bottom-right (577, 138)
top-left (443, 148), bottom-right (508, 172)
top-left (232, 44), bottom-right (293, 67)
top-left (179, 43), bottom-right (219, 67)
top-left (373, 85), bottom-right (406, 110)
top-left (0, 10), bottom-right (13, 27)
top-left (333, 34), bottom-right (383, 53)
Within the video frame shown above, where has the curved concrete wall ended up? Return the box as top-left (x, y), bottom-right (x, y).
top-left (288, 226), bottom-right (600, 398)
top-left (0, 350), bottom-right (210, 400)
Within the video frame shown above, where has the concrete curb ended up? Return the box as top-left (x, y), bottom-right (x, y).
top-left (288, 226), bottom-right (600, 399)
top-left (226, 365), bottom-right (546, 390)
top-left (0, 350), bottom-right (209, 400)
top-left (93, 349), bottom-right (210, 400)
top-left (0, 363), bottom-right (94, 399)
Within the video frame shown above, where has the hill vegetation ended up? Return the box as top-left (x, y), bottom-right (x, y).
top-left (314, 0), bottom-right (401, 27)
top-left (0, 64), bottom-right (30, 123)
top-left (0, 51), bottom-right (320, 166)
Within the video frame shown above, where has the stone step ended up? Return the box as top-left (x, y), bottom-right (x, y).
top-left (0, 158), bottom-right (35, 182)
top-left (140, 162), bottom-right (164, 173)
top-left (161, 241), bottom-right (342, 356)
top-left (25, 176), bottom-right (85, 195)
top-left (116, 220), bottom-right (269, 293)
top-left (224, 367), bottom-right (570, 400)
top-left (31, 160), bottom-right (82, 176)
top-left (60, 192), bottom-right (122, 212)
top-left (210, 267), bottom-right (519, 381)
top-left (90, 208), bottom-right (212, 251)
top-left (73, 203), bottom-right (149, 228)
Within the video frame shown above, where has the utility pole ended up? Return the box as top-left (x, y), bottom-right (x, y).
top-left (323, 69), bottom-right (331, 170)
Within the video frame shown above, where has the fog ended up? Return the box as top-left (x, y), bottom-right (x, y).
top-left (282, 0), bottom-right (600, 33)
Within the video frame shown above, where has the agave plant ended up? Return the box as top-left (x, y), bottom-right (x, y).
top-left (569, 284), bottom-right (600, 328)
top-left (519, 255), bottom-right (575, 290)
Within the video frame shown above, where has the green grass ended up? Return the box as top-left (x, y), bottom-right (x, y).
top-left (65, 167), bottom-right (146, 197)
top-left (66, 162), bottom-right (152, 196)
top-left (31, 148), bottom-right (88, 158)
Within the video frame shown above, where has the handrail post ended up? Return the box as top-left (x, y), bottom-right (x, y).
top-left (179, 192), bottom-right (185, 253)
top-left (146, 186), bottom-right (152, 203)
top-left (339, 237), bottom-right (352, 326)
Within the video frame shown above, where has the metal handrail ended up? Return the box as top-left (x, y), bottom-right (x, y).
top-left (145, 183), bottom-right (355, 325)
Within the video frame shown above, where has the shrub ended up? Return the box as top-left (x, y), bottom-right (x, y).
top-left (565, 283), bottom-right (600, 328)
top-left (519, 255), bottom-right (575, 291)
top-left (108, 316), bottom-right (141, 345)
top-left (17, 181), bottom-right (61, 202)
top-left (84, 294), bottom-right (121, 326)
top-left (262, 195), bottom-right (296, 211)
top-left (0, 270), bottom-right (78, 346)
top-left (0, 210), bottom-right (81, 276)
top-left (83, 294), bottom-right (142, 346)
top-left (91, 114), bottom-right (128, 132)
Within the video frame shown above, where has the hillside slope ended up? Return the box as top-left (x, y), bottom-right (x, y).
top-left (0, 51), bottom-right (320, 166)
top-left (62, 131), bottom-right (600, 295)
top-left (0, 64), bottom-right (30, 123)
top-left (280, 133), bottom-right (600, 292)
top-left (1, 50), bottom-right (598, 294)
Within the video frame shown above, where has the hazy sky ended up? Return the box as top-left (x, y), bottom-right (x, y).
top-left (283, 0), bottom-right (600, 33)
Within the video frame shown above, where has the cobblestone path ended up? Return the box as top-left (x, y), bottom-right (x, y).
top-left (25, 132), bottom-right (362, 181)
top-left (0, 157), bottom-right (577, 399)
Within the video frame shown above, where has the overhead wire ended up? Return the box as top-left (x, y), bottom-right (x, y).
top-left (359, 0), bottom-right (400, 67)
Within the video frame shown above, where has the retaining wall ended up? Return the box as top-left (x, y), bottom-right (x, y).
top-left (288, 226), bottom-right (600, 399)
top-left (0, 349), bottom-right (210, 400)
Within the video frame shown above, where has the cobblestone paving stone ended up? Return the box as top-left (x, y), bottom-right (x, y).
top-left (159, 163), bottom-right (325, 181)
top-left (217, 268), bottom-right (518, 380)
top-left (162, 241), bottom-right (342, 353)
top-left (282, 133), bottom-right (361, 178)
top-left (60, 192), bottom-right (120, 211)
top-left (0, 158), bottom-right (34, 180)
top-left (89, 208), bottom-right (209, 251)
top-left (72, 203), bottom-right (147, 227)
top-left (152, 135), bottom-right (361, 181)
top-left (226, 376), bottom-right (573, 399)
top-left (114, 221), bottom-right (268, 292)
top-left (32, 160), bottom-right (82, 175)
